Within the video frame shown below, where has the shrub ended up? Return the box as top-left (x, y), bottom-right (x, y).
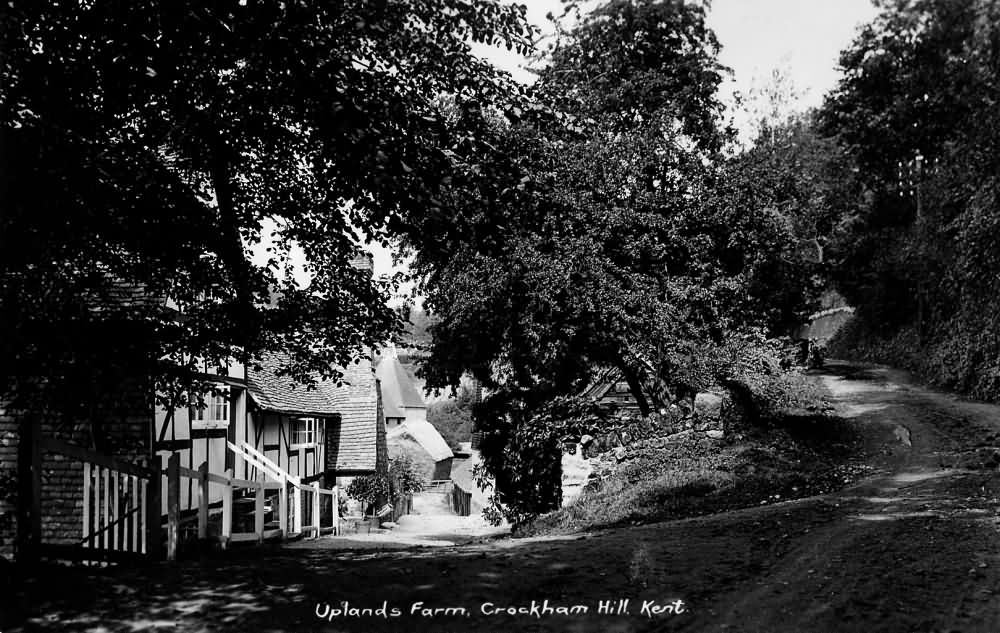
top-left (389, 454), bottom-right (424, 497)
top-left (346, 456), bottom-right (425, 516)
top-left (345, 474), bottom-right (389, 516)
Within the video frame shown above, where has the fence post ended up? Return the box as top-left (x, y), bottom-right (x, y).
top-left (278, 476), bottom-right (288, 539)
top-left (166, 452), bottom-right (180, 561)
top-left (101, 467), bottom-right (110, 552)
top-left (311, 482), bottom-right (320, 537)
top-left (82, 462), bottom-right (91, 552)
top-left (197, 461), bottom-right (209, 540)
top-left (293, 484), bottom-right (302, 535)
top-left (254, 484), bottom-right (264, 544)
top-left (221, 468), bottom-right (233, 549)
top-left (112, 470), bottom-right (119, 551)
top-left (145, 455), bottom-right (162, 559)
top-left (129, 474), bottom-right (138, 553)
top-left (333, 485), bottom-right (339, 536)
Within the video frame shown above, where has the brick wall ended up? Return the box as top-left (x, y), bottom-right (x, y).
top-left (0, 407), bottom-right (18, 560)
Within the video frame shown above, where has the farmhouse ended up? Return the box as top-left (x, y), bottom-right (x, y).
top-left (153, 349), bottom-right (388, 519)
top-left (1, 347), bottom-right (389, 562)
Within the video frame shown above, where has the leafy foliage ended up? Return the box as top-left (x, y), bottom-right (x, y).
top-left (820, 0), bottom-right (1000, 399)
top-left (406, 1), bottom-right (825, 525)
top-left (0, 1), bottom-right (535, 425)
top-left (476, 395), bottom-right (609, 527)
top-left (345, 473), bottom-right (390, 516)
top-left (347, 455), bottom-right (423, 515)
top-left (426, 386), bottom-right (476, 451)
top-left (388, 454), bottom-right (424, 498)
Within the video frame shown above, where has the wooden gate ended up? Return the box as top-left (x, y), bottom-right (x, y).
top-left (31, 436), bottom-right (162, 563)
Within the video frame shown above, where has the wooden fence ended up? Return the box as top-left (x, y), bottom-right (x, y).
top-left (391, 492), bottom-right (412, 522)
top-left (22, 434), bottom-right (340, 564)
top-left (470, 432), bottom-right (483, 450)
top-left (451, 482), bottom-right (472, 517)
top-left (164, 452), bottom-right (339, 560)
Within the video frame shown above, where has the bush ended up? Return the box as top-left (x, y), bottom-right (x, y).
top-left (828, 314), bottom-right (1000, 401)
top-left (345, 474), bottom-right (389, 516)
top-left (346, 456), bottom-right (425, 516)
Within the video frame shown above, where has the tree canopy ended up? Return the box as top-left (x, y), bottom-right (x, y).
top-left (819, 0), bottom-right (1000, 398)
top-left (1, 1), bottom-right (535, 419)
top-left (405, 0), bottom-right (823, 525)
top-left (2, 0), bottom-right (856, 527)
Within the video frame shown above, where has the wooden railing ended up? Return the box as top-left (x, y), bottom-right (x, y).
top-left (165, 448), bottom-right (340, 559)
top-left (293, 480), bottom-right (340, 539)
top-left (226, 440), bottom-right (338, 538)
top-left (425, 479), bottom-right (453, 492)
top-left (165, 453), bottom-right (282, 559)
top-left (24, 434), bottom-right (339, 563)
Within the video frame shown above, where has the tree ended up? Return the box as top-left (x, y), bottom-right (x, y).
top-left (820, 0), bottom-right (1000, 398)
top-left (405, 0), bottom-right (816, 526)
top-left (427, 386), bottom-right (476, 451)
top-left (0, 2), bottom-right (535, 426)
top-left (347, 455), bottom-right (423, 515)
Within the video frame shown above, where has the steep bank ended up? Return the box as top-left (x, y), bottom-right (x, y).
top-left (829, 315), bottom-right (1000, 403)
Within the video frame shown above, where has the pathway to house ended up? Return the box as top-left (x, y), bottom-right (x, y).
top-left (285, 481), bottom-right (506, 551)
top-left (7, 362), bottom-right (1000, 632)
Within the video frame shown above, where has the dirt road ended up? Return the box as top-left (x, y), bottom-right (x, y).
top-left (5, 363), bottom-right (1000, 632)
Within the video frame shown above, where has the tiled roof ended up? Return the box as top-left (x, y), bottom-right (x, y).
top-left (247, 351), bottom-right (381, 472)
top-left (327, 358), bottom-right (381, 473)
top-left (246, 352), bottom-right (339, 416)
top-left (375, 355), bottom-right (426, 417)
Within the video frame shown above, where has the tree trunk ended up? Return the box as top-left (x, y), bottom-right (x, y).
top-left (208, 137), bottom-right (256, 342)
top-left (617, 359), bottom-right (651, 417)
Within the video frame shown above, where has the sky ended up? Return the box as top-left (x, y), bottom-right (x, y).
top-left (263, 0), bottom-right (881, 289)
top-left (708, 0), bottom-right (878, 113)
top-left (471, 0), bottom-right (879, 124)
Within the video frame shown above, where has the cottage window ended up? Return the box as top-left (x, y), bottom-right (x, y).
top-left (291, 418), bottom-right (321, 447)
top-left (192, 386), bottom-right (230, 429)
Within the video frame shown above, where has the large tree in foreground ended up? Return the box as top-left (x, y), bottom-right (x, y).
top-left (0, 1), bottom-right (534, 424)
